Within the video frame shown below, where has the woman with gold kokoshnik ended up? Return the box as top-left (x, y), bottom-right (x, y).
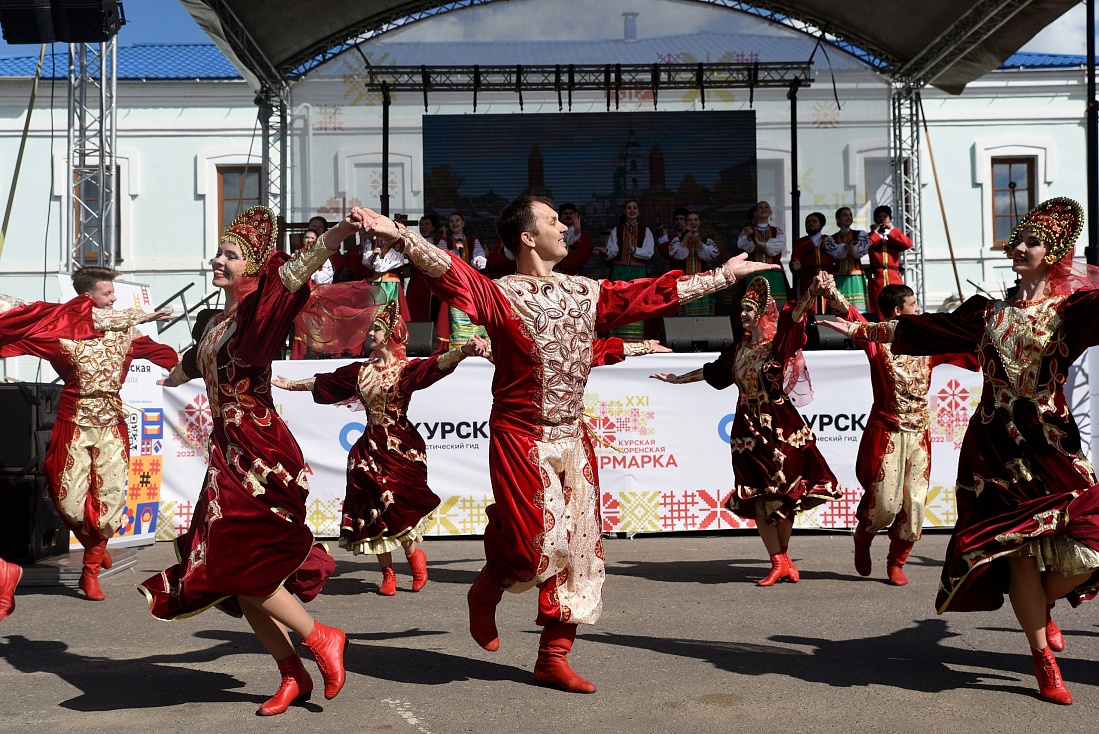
top-left (144, 205), bottom-right (369, 716)
top-left (823, 197), bottom-right (1099, 706)
top-left (274, 301), bottom-right (489, 597)
top-left (651, 273), bottom-right (842, 587)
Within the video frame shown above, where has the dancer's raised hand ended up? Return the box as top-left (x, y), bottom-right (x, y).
top-left (721, 252), bottom-right (780, 282)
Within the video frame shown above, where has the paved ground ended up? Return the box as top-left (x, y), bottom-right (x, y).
top-left (0, 532), bottom-right (1095, 733)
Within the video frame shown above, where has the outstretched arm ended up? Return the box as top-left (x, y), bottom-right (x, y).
top-left (357, 209), bottom-right (511, 331)
top-left (650, 368), bottom-right (705, 385)
top-left (596, 253), bottom-right (778, 331)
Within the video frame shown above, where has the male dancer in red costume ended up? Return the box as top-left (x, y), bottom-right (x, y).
top-left (865, 205), bottom-right (913, 319)
top-left (0, 270), bottom-right (173, 615)
top-left (357, 195), bottom-right (776, 693)
top-left (829, 283), bottom-right (976, 585)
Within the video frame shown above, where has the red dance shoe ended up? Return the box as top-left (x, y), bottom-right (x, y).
top-left (1031, 646), bottom-right (1073, 705)
top-left (79, 541), bottom-right (107, 601)
top-left (0, 558), bottom-right (22, 622)
top-left (378, 566), bottom-right (397, 596)
top-left (756, 553), bottom-right (788, 587)
top-left (256, 654), bottom-right (314, 716)
top-left (780, 545), bottom-right (800, 583)
top-left (1045, 604), bottom-right (1065, 652)
top-left (853, 527), bottom-right (874, 577)
top-left (303, 621), bottom-right (348, 700)
top-left (533, 620), bottom-right (597, 693)
top-left (467, 569), bottom-right (504, 651)
top-left (407, 548), bottom-right (428, 592)
top-left (886, 538), bottom-right (915, 587)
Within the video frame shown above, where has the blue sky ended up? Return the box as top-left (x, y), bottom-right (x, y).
top-left (0, 0), bottom-right (1091, 57)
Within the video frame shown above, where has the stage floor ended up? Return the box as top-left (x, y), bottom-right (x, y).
top-left (1, 533), bottom-right (1096, 733)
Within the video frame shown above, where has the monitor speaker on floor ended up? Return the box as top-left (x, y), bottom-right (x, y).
top-left (663, 316), bottom-right (735, 352)
top-left (405, 321), bottom-right (437, 357)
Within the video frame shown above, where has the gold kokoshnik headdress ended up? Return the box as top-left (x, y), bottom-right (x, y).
top-left (222, 205), bottom-right (278, 276)
top-left (374, 300), bottom-right (407, 344)
top-left (1005, 197), bottom-right (1084, 265)
top-left (741, 275), bottom-right (772, 312)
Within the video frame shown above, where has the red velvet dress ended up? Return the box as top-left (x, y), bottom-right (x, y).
top-left (863, 293), bottom-right (1099, 612)
top-left (141, 245), bottom-right (336, 619)
top-left (703, 291), bottom-right (842, 522)
top-left (396, 223), bottom-right (735, 625)
top-left (305, 352), bottom-right (466, 554)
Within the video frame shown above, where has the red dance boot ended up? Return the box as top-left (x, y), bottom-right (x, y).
top-left (780, 545), bottom-right (799, 583)
top-left (757, 553), bottom-right (788, 587)
top-left (303, 621), bottom-right (348, 700)
top-left (256, 654), bottom-right (314, 716)
top-left (1045, 604), bottom-right (1065, 652)
top-left (407, 548), bottom-right (428, 592)
top-left (75, 528), bottom-right (111, 569)
top-left (853, 527), bottom-right (874, 577)
top-left (378, 566), bottom-right (397, 596)
top-left (467, 569), bottom-right (504, 651)
top-left (0, 558), bottom-right (22, 622)
top-left (533, 620), bottom-right (597, 693)
top-left (1031, 646), bottom-right (1073, 705)
top-left (79, 541), bottom-right (107, 601)
top-left (886, 538), bottom-right (915, 586)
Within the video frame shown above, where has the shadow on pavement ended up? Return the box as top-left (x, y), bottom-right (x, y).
top-left (584, 617), bottom-right (1099, 699)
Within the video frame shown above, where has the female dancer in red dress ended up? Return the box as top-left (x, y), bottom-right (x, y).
top-left (652, 274), bottom-right (842, 585)
top-left (823, 198), bottom-right (1099, 705)
top-left (275, 303), bottom-right (489, 596)
top-left (144, 206), bottom-right (363, 716)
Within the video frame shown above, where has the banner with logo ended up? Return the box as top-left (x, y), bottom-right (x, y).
top-left (156, 351), bottom-right (1091, 538)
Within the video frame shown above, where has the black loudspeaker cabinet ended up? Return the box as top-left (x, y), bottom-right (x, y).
top-left (807, 313), bottom-right (855, 350)
top-left (0, 474), bottom-right (69, 563)
top-left (0, 0), bottom-right (124, 44)
top-left (51, 0), bottom-right (125, 43)
top-left (0, 0), bottom-right (55, 43)
top-left (0, 382), bottom-right (61, 474)
top-left (663, 316), bottom-right (736, 352)
top-left (405, 321), bottom-right (437, 357)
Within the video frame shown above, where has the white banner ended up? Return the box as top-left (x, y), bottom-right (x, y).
top-left (154, 349), bottom-right (1087, 539)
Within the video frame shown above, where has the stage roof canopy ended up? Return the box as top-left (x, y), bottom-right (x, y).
top-left (181, 0), bottom-right (1079, 94)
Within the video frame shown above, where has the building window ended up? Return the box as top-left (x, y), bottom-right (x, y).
top-left (991, 157), bottom-right (1036, 247)
top-left (74, 167), bottom-right (122, 265)
top-left (863, 157), bottom-right (893, 215)
top-left (217, 165), bottom-right (261, 234)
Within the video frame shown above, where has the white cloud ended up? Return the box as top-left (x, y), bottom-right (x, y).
top-left (387, 0), bottom-right (786, 42)
top-left (1020, 3), bottom-right (1091, 56)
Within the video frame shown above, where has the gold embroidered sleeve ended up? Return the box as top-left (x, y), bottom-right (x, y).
top-left (279, 233), bottom-right (334, 293)
top-left (281, 377), bottom-right (317, 391)
top-left (0, 292), bottom-right (26, 314)
top-left (826, 288), bottom-right (851, 316)
top-left (93, 308), bottom-right (152, 332)
top-left (389, 222), bottom-right (452, 278)
top-left (791, 288), bottom-right (816, 323)
top-left (624, 340), bottom-right (655, 357)
top-left (164, 362), bottom-right (192, 387)
top-left (850, 320), bottom-right (896, 343)
top-left (437, 348), bottom-right (467, 372)
top-left (675, 266), bottom-right (736, 303)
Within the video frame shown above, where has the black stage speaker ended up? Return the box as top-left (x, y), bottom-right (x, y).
top-left (0, 0), bottom-right (55, 43)
top-left (52, 0), bottom-right (124, 42)
top-left (0, 383), bottom-right (60, 474)
top-left (663, 316), bottom-right (735, 352)
top-left (0, 474), bottom-right (69, 563)
top-left (807, 313), bottom-right (855, 350)
top-left (0, 0), bottom-right (123, 44)
top-left (405, 321), bottom-right (436, 357)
